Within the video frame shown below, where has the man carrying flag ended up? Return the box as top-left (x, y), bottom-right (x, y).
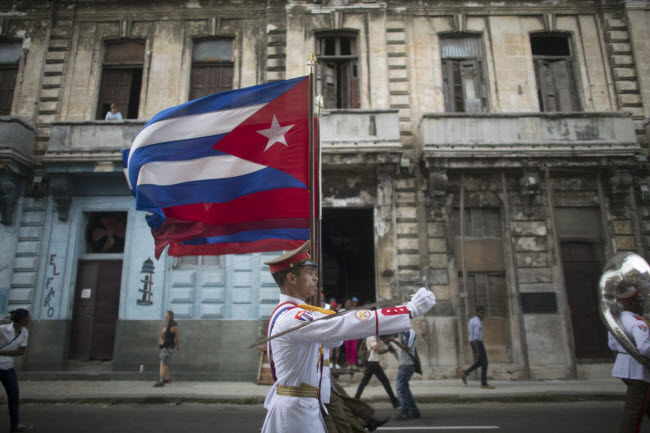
top-left (261, 241), bottom-right (436, 433)
top-left (125, 76), bottom-right (312, 258)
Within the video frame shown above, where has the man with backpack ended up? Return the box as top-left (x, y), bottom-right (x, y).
top-left (354, 335), bottom-right (400, 409)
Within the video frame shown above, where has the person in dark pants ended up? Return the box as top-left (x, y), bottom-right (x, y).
top-left (390, 329), bottom-right (421, 420)
top-left (0, 309), bottom-right (33, 432)
top-left (354, 335), bottom-right (400, 408)
top-left (459, 306), bottom-right (494, 389)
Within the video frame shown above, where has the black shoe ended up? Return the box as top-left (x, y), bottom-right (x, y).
top-left (394, 412), bottom-right (411, 421)
top-left (411, 412), bottom-right (421, 418)
top-left (366, 416), bottom-right (390, 432)
top-left (391, 398), bottom-right (401, 409)
top-left (163, 378), bottom-right (171, 384)
top-left (11, 425), bottom-right (34, 432)
top-left (153, 381), bottom-right (164, 387)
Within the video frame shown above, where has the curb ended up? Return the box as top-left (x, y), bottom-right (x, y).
top-left (14, 393), bottom-right (624, 406)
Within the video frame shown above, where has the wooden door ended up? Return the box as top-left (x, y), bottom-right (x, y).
top-left (189, 64), bottom-right (233, 100)
top-left (96, 69), bottom-right (133, 120)
top-left (69, 260), bottom-right (122, 361)
top-left (562, 242), bottom-right (609, 360)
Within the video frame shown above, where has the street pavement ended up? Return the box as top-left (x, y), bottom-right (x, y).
top-left (9, 376), bottom-right (626, 405)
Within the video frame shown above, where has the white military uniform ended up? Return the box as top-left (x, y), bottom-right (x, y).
top-left (608, 311), bottom-right (650, 382)
top-left (261, 294), bottom-right (412, 433)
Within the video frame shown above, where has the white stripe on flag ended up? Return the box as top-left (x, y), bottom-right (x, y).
top-left (128, 103), bottom-right (266, 165)
top-left (137, 154), bottom-right (267, 186)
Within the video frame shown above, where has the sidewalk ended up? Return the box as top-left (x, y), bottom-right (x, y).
top-left (12, 377), bottom-right (626, 405)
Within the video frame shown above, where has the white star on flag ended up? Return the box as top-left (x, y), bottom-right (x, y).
top-left (257, 115), bottom-right (295, 151)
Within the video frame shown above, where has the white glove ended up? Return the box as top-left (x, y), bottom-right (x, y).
top-left (406, 287), bottom-right (436, 318)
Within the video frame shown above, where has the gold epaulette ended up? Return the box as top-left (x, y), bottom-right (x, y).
top-left (298, 304), bottom-right (336, 315)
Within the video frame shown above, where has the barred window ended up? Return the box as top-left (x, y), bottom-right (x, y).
top-left (454, 207), bottom-right (506, 317)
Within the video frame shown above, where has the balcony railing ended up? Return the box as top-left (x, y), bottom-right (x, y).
top-left (0, 116), bottom-right (36, 168)
top-left (420, 112), bottom-right (638, 159)
top-left (46, 120), bottom-right (145, 164)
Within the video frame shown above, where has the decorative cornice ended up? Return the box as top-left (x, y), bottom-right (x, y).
top-left (0, 170), bottom-right (21, 225)
top-left (49, 173), bottom-right (73, 222)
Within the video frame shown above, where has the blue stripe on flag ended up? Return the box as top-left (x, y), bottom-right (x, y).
top-left (135, 166), bottom-right (307, 211)
top-left (129, 134), bottom-right (228, 165)
top-left (181, 227), bottom-right (310, 245)
top-left (146, 76), bottom-right (308, 127)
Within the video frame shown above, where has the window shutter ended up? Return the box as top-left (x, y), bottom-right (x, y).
top-left (350, 60), bottom-right (360, 109)
top-left (551, 59), bottom-right (579, 112)
top-left (535, 59), bottom-right (558, 112)
top-left (460, 60), bottom-right (482, 113)
top-left (0, 67), bottom-right (17, 115)
top-left (322, 61), bottom-right (337, 109)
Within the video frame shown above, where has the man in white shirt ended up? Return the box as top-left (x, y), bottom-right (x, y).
top-left (608, 289), bottom-right (650, 432)
top-left (459, 306), bottom-right (494, 389)
top-left (354, 334), bottom-right (400, 408)
top-left (0, 308), bottom-right (33, 432)
top-left (260, 241), bottom-right (436, 433)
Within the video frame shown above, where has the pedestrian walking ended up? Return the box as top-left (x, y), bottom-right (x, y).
top-left (154, 310), bottom-right (180, 387)
top-left (389, 329), bottom-right (421, 420)
top-left (608, 288), bottom-right (650, 432)
top-left (459, 306), bottom-right (495, 389)
top-left (354, 335), bottom-right (400, 408)
top-left (260, 241), bottom-right (436, 433)
top-left (0, 309), bottom-right (33, 432)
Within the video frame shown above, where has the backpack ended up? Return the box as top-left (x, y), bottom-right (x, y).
top-left (357, 338), bottom-right (370, 365)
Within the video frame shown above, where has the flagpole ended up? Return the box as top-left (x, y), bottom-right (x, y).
top-left (306, 53), bottom-right (321, 307)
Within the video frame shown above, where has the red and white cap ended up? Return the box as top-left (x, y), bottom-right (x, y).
top-left (264, 241), bottom-right (318, 274)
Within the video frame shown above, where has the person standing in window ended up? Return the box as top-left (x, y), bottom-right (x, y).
top-left (459, 306), bottom-right (495, 389)
top-left (0, 309), bottom-right (33, 432)
top-left (105, 103), bottom-right (123, 121)
top-left (154, 310), bottom-right (180, 387)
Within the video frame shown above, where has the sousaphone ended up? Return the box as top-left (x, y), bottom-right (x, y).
top-left (598, 252), bottom-right (650, 369)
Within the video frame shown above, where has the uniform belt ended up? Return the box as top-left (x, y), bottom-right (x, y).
top-left (276, 382), bottom-right (319, 398)
top-left (323, 360), bottom-right (330, 367)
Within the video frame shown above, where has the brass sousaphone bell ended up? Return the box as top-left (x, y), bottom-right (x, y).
top-left (599, 252), bottom-right (650, 369)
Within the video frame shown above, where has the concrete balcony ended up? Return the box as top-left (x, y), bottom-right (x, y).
top-left (45, 120), bottom-right (145, 169)
top-left (0, 116), bottom-right (36, 170)
top-left (420, 112), bottom-right (638, 164)
top-left (320, 109), bottom-right (403, 166)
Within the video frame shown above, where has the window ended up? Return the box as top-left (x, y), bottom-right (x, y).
top-left (453, 207), bottom-right (506, 317)
top-left (96, 40), bottom-right (145, 120)
top-left (85, 212), bottom-right (127, 254)
top-left (316, 33), bottom-right (359, 109)
top-left (174, 255), bottom-right (224, 269)
top-left (440, 35), bottom-right (487, 113)
top-left (0, 41), bottom-right (21, 116)
top-left (189, 38), bottom-right (234, 100)
top-left (531, 34), bottom-right (580, 112)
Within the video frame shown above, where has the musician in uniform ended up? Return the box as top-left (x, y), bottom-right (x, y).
top-left (322, 347), bottom-right (389, 432)
top-left (261, 241), bottom-right (436, 433)
top-left (608, 288), bottom-right (650, 433)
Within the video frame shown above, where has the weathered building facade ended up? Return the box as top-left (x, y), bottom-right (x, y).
top-left (0, 0), bottom-right (649, 380)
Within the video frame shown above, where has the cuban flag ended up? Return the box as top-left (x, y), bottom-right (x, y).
top-left (125, 76), bottom-right (311, 258)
